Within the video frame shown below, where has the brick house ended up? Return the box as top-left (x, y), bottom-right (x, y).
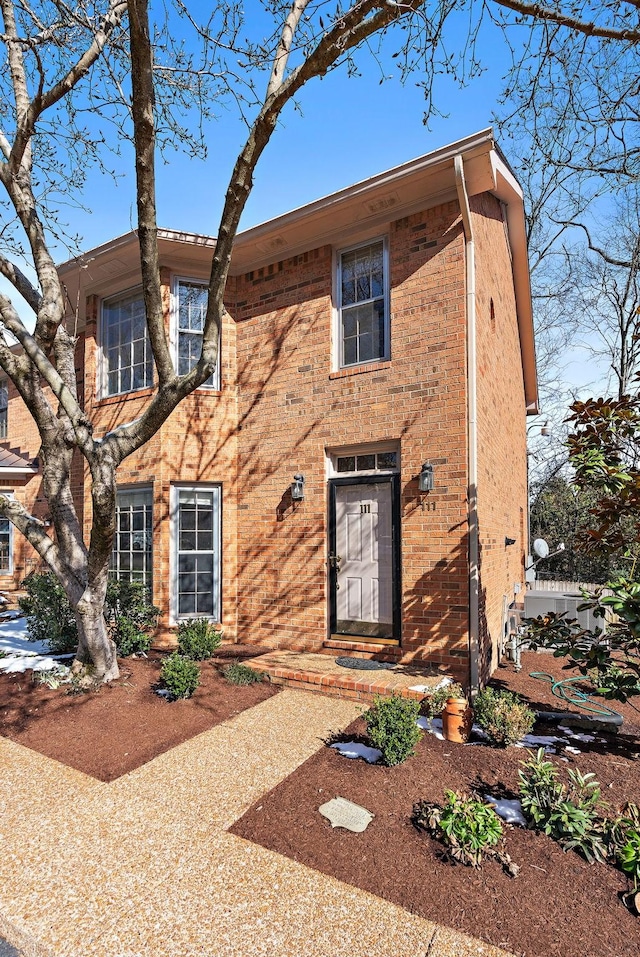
top-left (0, 128), bottom-right (537, 686)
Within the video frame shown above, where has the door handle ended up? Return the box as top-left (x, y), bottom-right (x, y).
top-left (327, 554), bottom-right (341, 569)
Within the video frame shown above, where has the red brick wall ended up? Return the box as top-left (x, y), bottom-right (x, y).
top-left (81, 270), bottom-right (239, 645)
top-left (232, 200), bottom-right (472, 678)
top-left (472, 192), bottom-right (528, 681)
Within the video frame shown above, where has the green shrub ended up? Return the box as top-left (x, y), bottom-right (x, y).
top-left (223, 662), bottom-right (263, 685)
top-left (365, 693), bottom-right (422, 766)
top-left (473, 687), bottom-right (535, 746)
top-left (426, 681), bottom-right (464, 718)
top-left (105, 579), bottom-right (158, 657)
top-left (19, 573), bottom-right (159, 659)
top-left (518, 748), bottom-right (607, 863)
top-left (19, 573), bottom-right (78, 654)
top-left (618, 830), bottom-right (640, 889)
top-left (177, 618), bottom-right (222, 660)
top-left (112, 617), bottom-right (153, 657)
top-left (413, 790), bottom-right (518, 875)
top-left (160, 652), bottom-right (200, 699)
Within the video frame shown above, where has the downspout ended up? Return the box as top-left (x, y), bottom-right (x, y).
top-left (454, 155), bottom-right (480, 694)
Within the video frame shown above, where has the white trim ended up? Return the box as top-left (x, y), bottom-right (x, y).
top-left (326, 441), bottom-right (400, 479)
top-left (0, 491), bottom-right (14, 576)
top-left (99, 285), bottom-right (153, 399)
top-left (334, 236), bottom-right (390, 371)
top-left (170, 276), bottom-right (220, 390)
top-left (170, 483), bottom-right (222, 625)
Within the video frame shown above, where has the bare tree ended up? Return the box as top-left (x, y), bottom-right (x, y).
top-left (0, 0), bottom-right (639, 682)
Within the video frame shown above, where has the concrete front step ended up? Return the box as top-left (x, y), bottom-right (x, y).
top-left (244, 649), bottom-right (452, 704)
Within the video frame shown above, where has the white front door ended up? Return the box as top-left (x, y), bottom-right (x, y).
top-left (334, 482), bottom-right (393, 638)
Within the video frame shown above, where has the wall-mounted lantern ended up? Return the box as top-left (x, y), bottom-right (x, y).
top-left (418, 462), bottom-right (434, 493)
top-left (291, 473), bottom-right (305, 501)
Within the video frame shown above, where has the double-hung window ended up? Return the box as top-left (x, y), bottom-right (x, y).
top-left (173, 486), bottom-right (221, 620)
top-left (175, 279), bottom-right (218, 387)
top-left (110, 488), bottom-right (153, 587)
top-left (0, 494), bottom-right (12, 575)
top-left (337, 239), bottom-right (389, 367)
top-left (102, 289), bottom-right (153, 396)
top-left (0, 379), bottom-right (7, 439)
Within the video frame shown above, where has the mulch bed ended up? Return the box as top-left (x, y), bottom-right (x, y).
top-left (232, 651), bottom-right (640, 957)
top-left (0, 646), bottom-right (276, 782)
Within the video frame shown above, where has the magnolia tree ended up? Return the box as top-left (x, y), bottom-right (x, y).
top-left (527, 382), bottom-right (640, 701)
top-left (0, 0), bottom-right (639, 683)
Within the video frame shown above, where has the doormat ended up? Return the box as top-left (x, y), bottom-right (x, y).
top-left (334, 656), bottom-right (396, 671)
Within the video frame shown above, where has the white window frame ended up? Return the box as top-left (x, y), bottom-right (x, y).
top-left (170, 484), bottom-right (221, 623)
top-left (0, 378), bottom-right (7, 440)
top-left (334, 236), bottom-right (390, 370)
top-left (0, 492), bottom-right (13, 575)
top-left (110, 486), bottom-right (154, 587)
top-left (171, 276), bottom-right (220, 389)
top-left (100, 287), bottom-right (154, 397)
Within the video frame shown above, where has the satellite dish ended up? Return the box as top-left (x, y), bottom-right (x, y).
top-left (533, 538), bottom-right (550, 559)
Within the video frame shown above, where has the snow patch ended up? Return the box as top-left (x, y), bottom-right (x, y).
top-left (417, 716), bottom-right (445, 741)
top-left (484, 795), bottom-right (526, 827)
top-left (330, 741), bottom-right (382, 764)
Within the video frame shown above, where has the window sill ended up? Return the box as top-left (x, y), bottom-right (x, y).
top-left (96, 386), bottom-right (222, 407)
top-left (329, 360), bottom-right (391, 381)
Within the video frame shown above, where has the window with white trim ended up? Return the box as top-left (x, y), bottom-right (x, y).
top-left (0, 379), bottom-right (7, 439)
top-left (337, 239), bottom-right (388, 367)
top-left (175, 279), bottom-right (218, 387)
top-left (0, 494), bottom-right (12, 574)
top-left (110, 488), bottom-right (153, 586)
top-left (174, 486), bottom-right (221, 620)
top-left (102, 289), bottom-right (153, 396)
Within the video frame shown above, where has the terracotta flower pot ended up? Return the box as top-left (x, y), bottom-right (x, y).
top-left (442, 696), bottom-right (473, 743)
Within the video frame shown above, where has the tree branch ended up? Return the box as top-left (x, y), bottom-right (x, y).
top-left (127, 0), bottom-right (174, 387)
top-left (493, 0), bottom-right (640, 42)
top-left (0, 493), bottom-right (65, 578)
top-left (0, 252), bottom-right (41, 312)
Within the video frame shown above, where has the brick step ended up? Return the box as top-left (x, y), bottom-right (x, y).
top-left (321, 638), bottom-right (402, 662)
top-left (244, 650), bottom-right (447, 705)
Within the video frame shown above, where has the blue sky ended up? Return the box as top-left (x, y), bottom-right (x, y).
top-left (4, 6), bottom-right (605, 399)
top-left (75, 23), bottom-right (510, 248)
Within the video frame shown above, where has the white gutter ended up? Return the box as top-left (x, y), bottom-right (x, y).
top-left (454, 155), bottom-right (480, 694)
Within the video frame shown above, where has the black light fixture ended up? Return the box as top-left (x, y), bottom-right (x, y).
top-left (418, 462), bottom-right (434, 493)
top-left (291, 473), bottom-right (305, 501)
top-left (505, 536), bottom-right (516, 547)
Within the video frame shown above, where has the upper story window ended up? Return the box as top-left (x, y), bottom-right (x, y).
top-left (175, 279), bottom-right (218, 388)
top-left (337, 238), bottom-right (389, 368)
top-left (0, 380), bottom-right (7, 439)
top-left (102, 289), bottom-right (153, 396)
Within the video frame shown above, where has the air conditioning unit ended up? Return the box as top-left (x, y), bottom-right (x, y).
top-left (524, 590), bottom-right (604, 634)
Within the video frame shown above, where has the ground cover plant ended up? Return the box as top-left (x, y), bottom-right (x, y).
top-left (413, 790), bottom-right (518, 876)
top-left (233, 652), bottom-right (640, 957)
top-left (223, 663), bottom-right (263, 685)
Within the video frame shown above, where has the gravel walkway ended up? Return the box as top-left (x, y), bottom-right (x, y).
top-left (0, 689), bottom-right (514, 957)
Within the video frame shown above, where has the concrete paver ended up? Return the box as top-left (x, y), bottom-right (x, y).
top-left (0, 688), bottom-right (514, 957)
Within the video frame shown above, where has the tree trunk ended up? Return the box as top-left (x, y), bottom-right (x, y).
top-left (74, 595), bottom-right (119, 683)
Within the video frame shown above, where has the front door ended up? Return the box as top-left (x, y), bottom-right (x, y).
top-left (328, 476), bottom-right (400, 641)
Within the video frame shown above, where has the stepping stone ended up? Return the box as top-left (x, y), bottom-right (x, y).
top-left (319, 797), bottom-right (374, 833)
